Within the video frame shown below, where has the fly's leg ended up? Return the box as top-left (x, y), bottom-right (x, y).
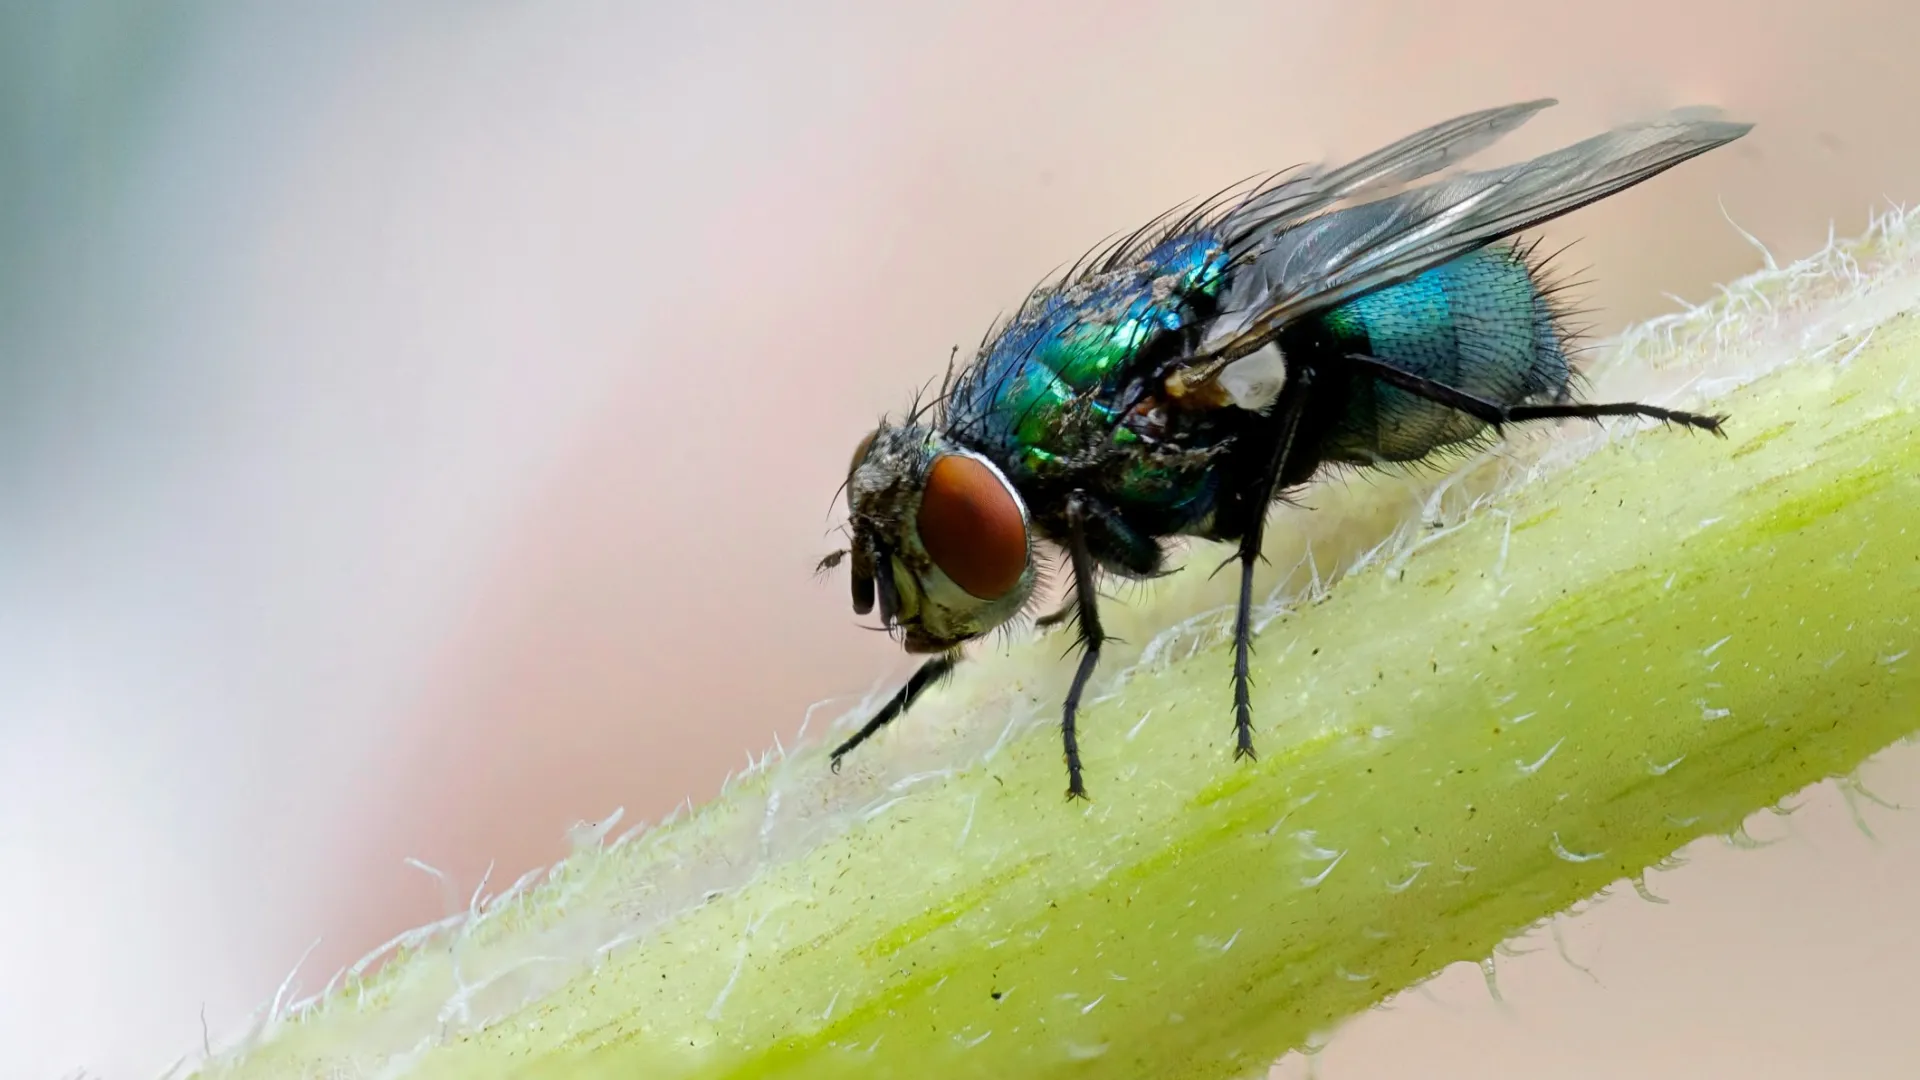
top-left (1344, 353), bottom-right (1729, 436)
top-left (829, 654), bottom-right (960, 772)
top-left (1032, 496), bottom-right (1154, 795)
top-left (1037, 507), bottom-right (1161, 634)
top-left (1035, 598), bottom-right (1078, 632)
top-left (1059, 494), bottom-right (1114, 801)
top-left (1228, 369), bottom-right (1317, 762)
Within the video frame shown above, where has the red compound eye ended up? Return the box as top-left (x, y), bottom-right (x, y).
top-left (916, 454), bottom-right (1027, 600)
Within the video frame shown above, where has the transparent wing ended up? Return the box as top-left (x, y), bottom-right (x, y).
top-left (1182, 110), bottom-right (1752, 388)
top-left (1223, 98), bottom-right (1560, 239)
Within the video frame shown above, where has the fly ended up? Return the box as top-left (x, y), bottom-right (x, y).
top-left (819, 98), bottom-right (1749, 799)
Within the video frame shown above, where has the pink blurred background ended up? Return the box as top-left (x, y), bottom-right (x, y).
top-left (3, 2), bottom-right (1916, 1077)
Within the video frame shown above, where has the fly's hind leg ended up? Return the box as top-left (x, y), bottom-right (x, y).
top-left (1228, 368), bottom-right (1317, 762)
top-left (1343, 353), bottom-right (1729, 436)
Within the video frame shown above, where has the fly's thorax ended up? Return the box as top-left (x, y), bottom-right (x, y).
top-left (844, 424), bottom-right (1038, 653)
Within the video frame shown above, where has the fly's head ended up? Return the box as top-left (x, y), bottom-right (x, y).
top-left (825, 422), bottom-right (1037, 654)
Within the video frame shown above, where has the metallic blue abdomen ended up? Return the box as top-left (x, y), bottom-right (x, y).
top-left (1314, 243), bottom-right (1571, 464)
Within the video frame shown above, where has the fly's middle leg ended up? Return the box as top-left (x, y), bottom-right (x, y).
top-left (1228, 367), bottom-right (1316, 763)
top-left (1059, 494), bottom-right (1110, 801)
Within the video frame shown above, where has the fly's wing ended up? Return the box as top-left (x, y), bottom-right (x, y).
top-left (1174, 111), bottom-right (1753, 399)
top-left (958, 99), bottom-right (1562, 428)
top-left (1225, 98), bottom-right (1560, 238)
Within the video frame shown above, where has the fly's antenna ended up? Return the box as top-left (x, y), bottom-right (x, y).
top-left (814, 548), bottom-right (850, 577)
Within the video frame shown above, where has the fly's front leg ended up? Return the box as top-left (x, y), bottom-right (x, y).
top-left (1229, 368), bottom-right (1316, 762)
top-left (829, 654), bottom-right (960, 772)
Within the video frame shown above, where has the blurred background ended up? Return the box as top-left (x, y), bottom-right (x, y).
top-left (3, 2), bottom-right (1916, 1077)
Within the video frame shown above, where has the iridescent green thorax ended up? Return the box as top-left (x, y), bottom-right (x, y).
top-left (941, 230), bottom-right (1229, 521)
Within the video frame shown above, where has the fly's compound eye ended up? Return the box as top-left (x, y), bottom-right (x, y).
top-left (916, 454), bottom-right (1028, 601)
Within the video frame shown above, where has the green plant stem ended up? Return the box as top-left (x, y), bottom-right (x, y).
top-left (210, 284), bottom-right (1920, 1080)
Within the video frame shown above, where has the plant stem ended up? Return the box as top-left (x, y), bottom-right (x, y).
top-left (200, 225), bottom-right (1920, 1080)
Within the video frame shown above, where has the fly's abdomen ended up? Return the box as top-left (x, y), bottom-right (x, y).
top-left (1316, 243), bottom-right (1572, 464)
